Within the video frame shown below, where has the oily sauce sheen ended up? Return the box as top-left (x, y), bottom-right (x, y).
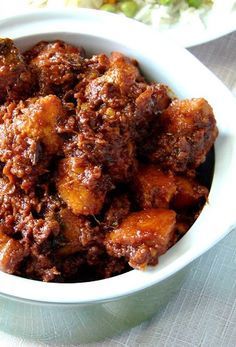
top-left (0, 38), bottom-right (218, 282)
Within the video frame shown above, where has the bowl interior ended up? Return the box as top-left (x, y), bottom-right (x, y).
top-left (0, 9), bottom-right (236, 304)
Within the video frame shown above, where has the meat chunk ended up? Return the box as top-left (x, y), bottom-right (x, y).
top-left (134, 165), bottom-right (177, 209)
top-left (24, 40), bottom-right (84, 96)
top-left (0, 95), bottom-right (64, 190)
top-left (0, 226), bottom-right (27, 273)
top-left (67, 52), bottom-right (146, 182)
top-left (0, 177), bottom-right (60, 243)
top-left (56, 208), bottom-right (127, 280)
top-left (0, 38), bottom-right (35, 103)
top-left (83, 51), bottom-right (149, 112)
top-left (97, 256), bottom-right (128, 279)
top-left (71, 54), bottom-right (171, 182)
top-left (172, 176), bottom-right (208, 210)
top-left (86, 54), bottom-right (111, 75)
top-left (56, 209), bottom-right (100, 256)
top-left (0, 177), bottom-right (35, 234)
top-left (105, 209), bottom-right (176, 269)
top-left (0, 179), bottom-right (61, 281)
top-left (73, 54), bottom-right (139, 181)
top-left (56, 157), bottom-right (112, 215)
top-left (134, 84), bottom-right (171, 143)
top-left (74, 103), bottom-right (137, 182)
top-left (24, 251), bottom-right (60, 282)
top-left (103, 193), bottom-right (131, 230)
top-left (149, 98), bottom-right (218, 172)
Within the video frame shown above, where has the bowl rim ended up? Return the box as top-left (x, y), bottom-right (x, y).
top-left (0, 8), bottom-right (236, 304)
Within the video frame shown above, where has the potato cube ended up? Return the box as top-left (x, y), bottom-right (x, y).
top-left (0, 229), bottom-right (26, 274)
top-left (134, 165), bottom-right (177, 209)
top-left (150, 98), bottom-right (218, 172)
top-left (57, 157), bottom-right (111, 215)
top-left (172, 176), bottom-right (208, 209)
top-left (105, 209), bottom-right (176, 269)
top-left (17, 95), bottom-right (64, 154)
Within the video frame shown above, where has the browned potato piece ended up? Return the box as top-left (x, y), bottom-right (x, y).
top-left (57, 209), bottom-right (100, 256)
top-left (134, 165), bottom-right (177, 209)
top-left (105, 209), bottom-right (176, 269)
top-left (172, 176), bottom-right (208, 210)
top-left (17, 95), bottom-right (64, 154)
top-left (108, 52), bottom-right (141, 95)
top-left (0, 227), bottom-right (27, 273)
top-left (150, 98), bottom-right (218, 172)
top-left (57, 157), bottom-right (111, 215)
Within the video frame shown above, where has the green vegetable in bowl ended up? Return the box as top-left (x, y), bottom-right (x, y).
top-left (159, 0), bottom-right (172, 5)
top-left (158, 0), bottom-right (205, 7)
top-left (120, 0), bottom-right (138, 17)
top-left (100, 3), bottom-right (117, 12)
top-left (187, 0), bottom-right (203, 8)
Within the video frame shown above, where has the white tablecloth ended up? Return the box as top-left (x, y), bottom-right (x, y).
top-left (0, 25), bottom-right (236, 347)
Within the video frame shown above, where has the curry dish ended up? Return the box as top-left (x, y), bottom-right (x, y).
top-left (0, 38), bottom-right (218, 282)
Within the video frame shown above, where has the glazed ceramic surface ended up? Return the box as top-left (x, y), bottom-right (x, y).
top-left (0, 266), bottom-right (190, 343)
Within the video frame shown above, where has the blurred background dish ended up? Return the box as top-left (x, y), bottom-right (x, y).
top-left (0, 0), bottom-right (235, 47)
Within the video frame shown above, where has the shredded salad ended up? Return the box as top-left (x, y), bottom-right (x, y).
top-left (28, 0), bottom-right (214, 26)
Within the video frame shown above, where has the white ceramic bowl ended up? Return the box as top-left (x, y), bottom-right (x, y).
top-left (0, 9), bottom-right (236, 344)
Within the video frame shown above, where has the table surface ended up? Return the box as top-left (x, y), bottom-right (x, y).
top-left (0, 26), bottom-right (236, 347)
